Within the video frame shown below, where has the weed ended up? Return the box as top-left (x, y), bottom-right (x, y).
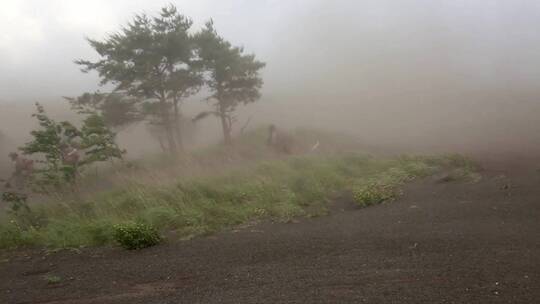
top-left (353, 182), bottom-right (396, 207)
top-left (0, 150), bottom-right (478, 249)
top-left (113, 222), bottom-right (162, 250)
top-left (43, 274), bottom-right (62, 284)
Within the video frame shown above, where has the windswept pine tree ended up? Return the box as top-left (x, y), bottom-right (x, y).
top-left (65, 92), bottom-right (143, 130)
top-left (194, 21), bottom-right (265, 145)
top-left (76, 5), bottom-right (203, 155)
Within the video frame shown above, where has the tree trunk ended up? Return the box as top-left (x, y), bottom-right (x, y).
top-left (160, 99), bottom-right (178, 155)
top-left (172, 99), bottom-right (184, 152)
top-left (216, 88), bottom-right (233, 145)
top-left (219, 109), bottom-right (232, 145)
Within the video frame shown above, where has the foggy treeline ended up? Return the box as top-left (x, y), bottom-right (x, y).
top-left (2, 0), bottom-right (540, 175)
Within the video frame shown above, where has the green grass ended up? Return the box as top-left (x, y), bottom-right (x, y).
top-left (43, 274), bottom-right (62, 284)
top-left (0, 153), bottom-right (476, 250)
top-left (353, 183), bottom-right (397, 207)
top-left (113, 222), bottom-right (162, 250)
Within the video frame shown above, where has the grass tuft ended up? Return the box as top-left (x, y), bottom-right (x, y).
top-left (353, 182), bottom-right (396, 207)
top-left (0, 149), bottom-right (478, 249)
top-left (43, 274), bottom-right (62, 284)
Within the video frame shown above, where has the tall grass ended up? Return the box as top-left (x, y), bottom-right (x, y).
top-left (0, 152), bottom-right (474, 249)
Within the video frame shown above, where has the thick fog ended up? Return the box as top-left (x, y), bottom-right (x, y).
top-left (2, 0), bottom-right (540, 163)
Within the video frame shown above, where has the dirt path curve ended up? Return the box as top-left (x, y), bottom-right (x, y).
top-left (1, 158), bottom-right (539, 304)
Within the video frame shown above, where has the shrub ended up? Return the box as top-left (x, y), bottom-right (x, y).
top-left (113, 222), bottom-right (161, 250)
top-left (19, 103), bottom-right (124, 191)
top-left (353, 182), bottom-right (396, 207)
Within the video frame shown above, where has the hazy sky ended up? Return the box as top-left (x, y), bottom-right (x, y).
top-left (2, 0), bottom-right (540, 101)
top-left (2, 0), bottom-right (540, 102)
top-left (2, 0), bottom-right (540, 154)
top-left (0, 0), bottom-right (300, 100)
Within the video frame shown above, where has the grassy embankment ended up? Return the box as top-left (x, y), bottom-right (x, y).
top-left (0, 129), bottom-right (479, 249)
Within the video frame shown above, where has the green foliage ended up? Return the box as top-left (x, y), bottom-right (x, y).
top-left (196, 21), bottom-right (265, 106)
top-left (66, 92), bottom-right (143, 129)
top-left (113, 222), bottom-right (162, 250)
top-left (79, 113), bottom-right (125, 165)
top-left (400, 154), bottom-right (481, 183)
top-left (74, 5), bottom-right (267, 149)
top-left (1, 191), bottom-right (29, 213)
top-left (0, 151), bottom-right (478, 249)
top-left (19, 104), bottom-right (124, 191)
top-left (76, 6), bottom-right (202, 100)
top-left (353, 183), bottom-right (396, 207)
top-left (20, 103), bottom-right (80, 188)
top-left (43, 275), bottom-right (62, 284)
top-left (350, 155), bottom-right (456, 207)
top-left (76, 5), bottom-right (203, 154)
top-left (194, 21), bottom-right (265, 144)
top-left (0, 191), bottom-right (43, 230)
top-left (0, 222), bottom-right (38, 248)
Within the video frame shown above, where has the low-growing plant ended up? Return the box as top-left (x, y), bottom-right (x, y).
top-left (0, 221), bottom-right (38, 248)
top-left (19, 103), bottom-right (124, 191)
top-left (43, 274), bottom-right (62, 284)
top-left (1, 191), bottom-right (45, 230)
top-left (353, 182), bottom-right (396, 207)
top-left (113, 222), bottom-right (162, 250)
top-left (0, 152), bottom-right (479, 249)
top-left (2, 191), bottom-right (30, 214)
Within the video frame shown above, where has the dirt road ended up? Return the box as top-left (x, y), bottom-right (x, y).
top-left (1, 158), bottom-right (539, 303)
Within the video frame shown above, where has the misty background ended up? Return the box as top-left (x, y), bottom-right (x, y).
top-left (2, 0), bottom-right (540, 169)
